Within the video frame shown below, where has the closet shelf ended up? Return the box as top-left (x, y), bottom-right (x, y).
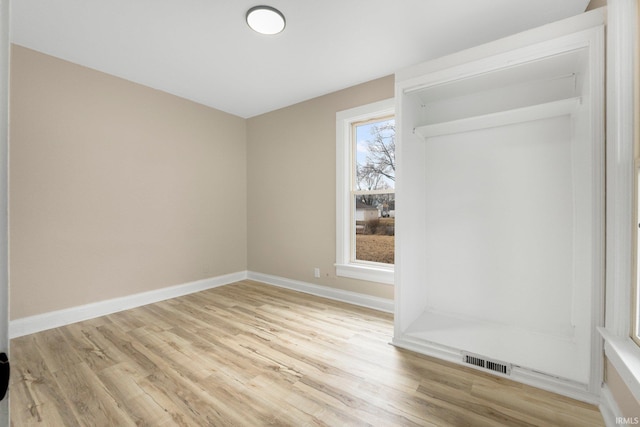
top-left (413, 97), bottom-right (581, 140)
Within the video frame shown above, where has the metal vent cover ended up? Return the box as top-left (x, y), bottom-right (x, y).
top-left (462, 352), bottom-right (512, 376)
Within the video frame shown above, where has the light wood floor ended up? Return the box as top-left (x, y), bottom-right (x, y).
top-left (10, 280), bottom-right (604, 426)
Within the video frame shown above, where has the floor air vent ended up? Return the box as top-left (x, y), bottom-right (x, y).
top-left (462, 352), bottom-right (511, 375)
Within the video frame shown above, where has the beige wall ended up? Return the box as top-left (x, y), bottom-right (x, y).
top-left (7, 15), bottom-right (640, 421)
top-left (9, 46), bottom-right (395, 321)
top-left (606, 360), bottom-right (640, 418)
top-left (9, 45), bottom-right (247, 319)
top-left (586, 0), bottom-right (607, 11)
top-left (246, 76), bottom-right (394, 300)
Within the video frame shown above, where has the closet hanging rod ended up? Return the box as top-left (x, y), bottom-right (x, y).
top-left (413, 97), bottom-right (581, 140)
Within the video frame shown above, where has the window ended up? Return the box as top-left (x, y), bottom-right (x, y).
top-left (336, 99), bottom-right (395, 284)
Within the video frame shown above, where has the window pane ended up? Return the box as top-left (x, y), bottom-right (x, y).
top-left (354, 193), bottom-right (394, 264)
top-left (354, 118), bottom-right (395, 191)
top-left (336, 99), bottom-right (395, 283)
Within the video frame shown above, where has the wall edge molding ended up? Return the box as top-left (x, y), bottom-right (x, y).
top-left (246, 271), bottom-right (394, 313)
top-left (392, 334), bottom-right (600, 405)
top-left (9, 270), bottom-right (248, 338)
top-left (10, 271), bottom-right (394, 338)
top-left (600, 384), bottom-right (624, 427)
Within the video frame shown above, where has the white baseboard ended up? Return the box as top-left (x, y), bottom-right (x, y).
top-left (10, 271), bottom-right (248, 338)
top-left (600, 384), bottom-right (623, 427)
top-left (392, 334), bottom-right (600, 405)
top-left (246, 271), bottom-right (394, 313)
top-left (10, 270), bottom-right (393, 338)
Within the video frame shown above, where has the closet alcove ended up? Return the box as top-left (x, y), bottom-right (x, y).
top-left (393, 10), bottom-right (605, 402)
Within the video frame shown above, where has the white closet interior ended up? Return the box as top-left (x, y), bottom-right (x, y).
top-left (393, 11), bottom-right (605, 401)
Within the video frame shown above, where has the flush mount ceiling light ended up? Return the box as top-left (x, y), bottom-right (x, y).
top-left (246, 6), bottom-right (286, 35)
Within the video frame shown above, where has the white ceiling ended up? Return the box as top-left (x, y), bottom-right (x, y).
top-left (10, 0), bottom-right (591, 118)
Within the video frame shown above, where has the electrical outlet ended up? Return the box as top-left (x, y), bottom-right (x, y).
top-left (314, 268), bottom-right (320, 278)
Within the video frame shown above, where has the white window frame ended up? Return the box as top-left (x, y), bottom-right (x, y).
top-left (599, 0), bottom-right (640, 408)
top-left (336, 98), bottom-right (395, 285)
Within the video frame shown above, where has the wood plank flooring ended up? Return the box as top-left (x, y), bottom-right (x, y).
top-left (9, 280), bottom-right (604, 426)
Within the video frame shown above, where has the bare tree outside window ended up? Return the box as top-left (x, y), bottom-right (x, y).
top-left (353, 118), bottom-right (395, 264)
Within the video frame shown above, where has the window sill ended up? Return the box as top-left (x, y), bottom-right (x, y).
top-left (335, 263), bottom-right (394, 285)
top-left (599, 327), bottom-right (640, 402)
